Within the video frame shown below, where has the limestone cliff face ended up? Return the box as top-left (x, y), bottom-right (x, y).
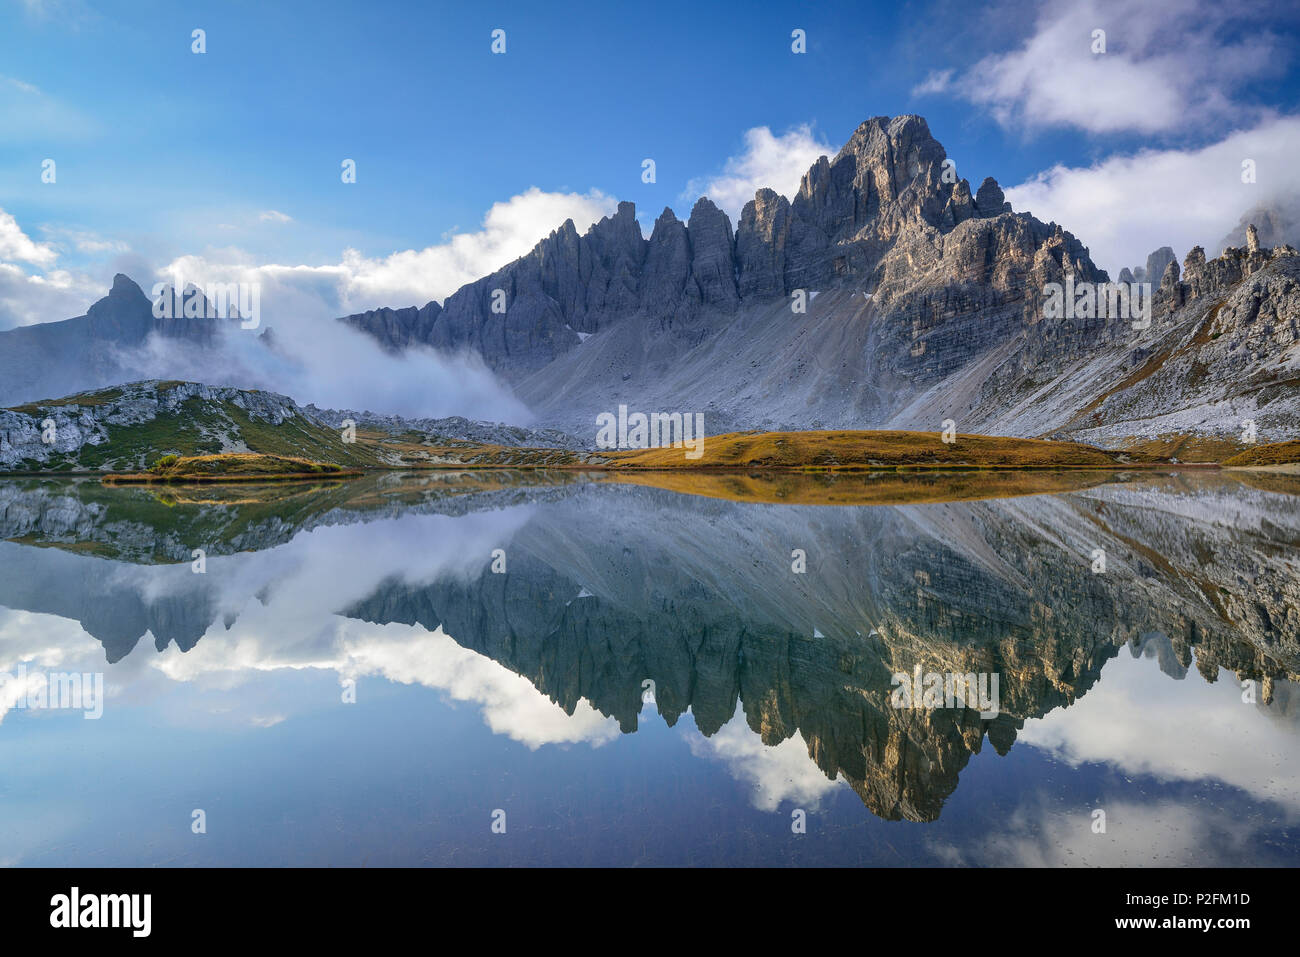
top-left (339, 302), bottom-right (443, 352)
top-left (345, 115), bottom-right (1108, 403)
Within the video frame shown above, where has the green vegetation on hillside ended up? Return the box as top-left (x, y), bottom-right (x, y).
top-left (7, 387), bottom-right (126, 415)
top-left (3, 385), bottom-right (383, 473)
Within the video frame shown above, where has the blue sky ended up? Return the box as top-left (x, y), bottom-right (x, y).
top-left (2, 0), bottom-right (1300, 327)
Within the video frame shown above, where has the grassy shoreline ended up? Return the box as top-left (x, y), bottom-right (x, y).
top-left (101, 453), bottom-right (363, 484)
top-left (0, 429), bottom-right (1292, 481)
top-left (101, 470), bottom-right (364, 485)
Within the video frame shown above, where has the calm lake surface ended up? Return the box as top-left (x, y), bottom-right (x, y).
top-left (0, 469), bottom-right (1296, 866)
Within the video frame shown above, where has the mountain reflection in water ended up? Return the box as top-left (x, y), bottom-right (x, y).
top-left (0, 469), bottom-right (1296, 865)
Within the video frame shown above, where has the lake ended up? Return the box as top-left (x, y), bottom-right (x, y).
top-left (0, 469), bottom-right (1295, 866)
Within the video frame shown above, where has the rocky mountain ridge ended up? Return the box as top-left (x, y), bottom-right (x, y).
top-left (337, 113), bottom-right (1297, 449)
top-left (4, 114), bottom-right (1296, 450)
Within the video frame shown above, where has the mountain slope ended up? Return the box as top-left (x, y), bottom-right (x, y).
top-left (0, 380), bottom-right (381, 472)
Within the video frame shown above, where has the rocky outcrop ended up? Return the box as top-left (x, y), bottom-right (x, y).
top-left (0, 379), bottom-right (592, 471)
top-left (340, 302), bottom-right (443, 352)
top-left (0, 380), bottom-right (309, 471)
top-left (302, 405), bottom-right (587, 450)
top-left (686, 197), bottom-right (739, 307)
top-left (421, 202), bottom-right (647, 375)
top-left (1146, 247), bottom-right (1177, 291)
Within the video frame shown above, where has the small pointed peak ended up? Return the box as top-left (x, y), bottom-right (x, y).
top-left (888, 113), bottom-right (930, 135)
top-left (688, 196), bottom-right (732, 234)
top-left (656, 206), bottom-right (679, 223)
top-left (109, 273), bottom-right (145, 299)
top-left (975, 176), bottom-right (1007, 216)
top-left (615, 201), bottom-right (636, 218)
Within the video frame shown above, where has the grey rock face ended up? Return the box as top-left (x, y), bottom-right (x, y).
top-left (735, 188), bottom-right (791, 299)
top-left (0, 274), bottom-right (232, 407)
top-left (975, 177), bottom-right (1009, 216)
top-left (9, 114), bottom-right (1296, 452)
top-left (641, 208), bottom-right (697, 322)
top-left (302, 405), bottom-right (586, 450)
top-left (686, 197), bottom-right (739, 307)
top-left (1145, 247), bottom-right (1177, 290)
top-left (0, 380), bottom-right (306, 471)
top-left (345, 115), bottom-right (1102, 390)
top-left (340, 302), bottom-right (443, 352)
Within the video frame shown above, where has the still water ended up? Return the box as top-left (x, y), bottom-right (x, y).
top-left (0, 469), bottom-right (1295, 866)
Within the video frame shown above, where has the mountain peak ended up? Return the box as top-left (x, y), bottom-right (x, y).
top-left (109, 273), bottom-right (147, 302)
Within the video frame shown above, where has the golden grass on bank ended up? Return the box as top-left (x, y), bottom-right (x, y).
top-left (1222, 439), bottom-right (1300, 467)
top-left (1123, 434), bottom-right (1246, 463)
top-left (103, 452), bottom-right (361, 484)
top-left (609, 468), bottom-right (1119, 505)
top-left (601, 430), bottom-right (1123, 470)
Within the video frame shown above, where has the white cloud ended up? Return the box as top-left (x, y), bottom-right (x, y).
top-left (340, 622), bottom-right (622, 749)
top-left (910, 69), bottom-right (953, 96)
top-left (1018, 644), bottom-right (1300, 813)
top-left (38, 225), bottom-right (130, 255)
top-left (162, 186), bottom-right (617, 313)
top-left (684, 707), bottom-right (843, 811)
top-left (0, 263), bottom-right (102, 328)
top-left (66, 506), bottom-right (625, 749)
top-left (258, 210), bottom-right (292, 224)
top-left (917, 0), bottom-right (1282, 135)
top-left (936, 797), bottom-right (1267, 867)
top-left (0, 210), bottom-right (105, 329)
top-left (0, 208), bottom-right (58, 267)
top-left (108, 186), bottom-right (622, 418)
top-left (682, 124), bottom-right (835, 224)
top-left (123, 303), bottom-right (533, 422)
top-left (1005, 114), bottom-right (1300, 274)
top-left (0, 511), bottom-right (624, 751)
